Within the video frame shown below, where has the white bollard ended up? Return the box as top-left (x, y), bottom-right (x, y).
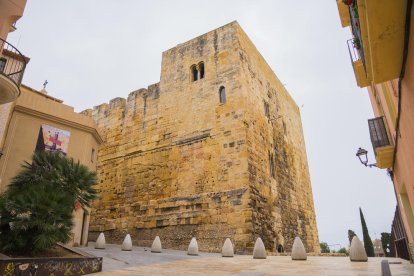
top-left (187, 237), bottom-right (199, 256)
top-left (349, 236), bottom-right (368, 262)
top-left (95, 232), bottom-right (106, 249)
top-left (222, 238), bottom-right (234, 257)
top-left (291, 237), bottom-right (307, 260)
top-left (121, 234), bottom-right (132, 251)
top-left (253, 237), bottom-right (266, 259)
top-left (151, 236), bottom-right (162, 253)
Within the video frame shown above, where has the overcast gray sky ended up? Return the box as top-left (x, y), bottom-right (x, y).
top-left (8, 0), bottom-right (396, 250)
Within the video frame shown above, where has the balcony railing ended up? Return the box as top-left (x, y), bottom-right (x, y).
top-left (347, 38), bottom-right (369, 87)
top-left (368, 116), bottom-right (394, 168)
top-left (368, 117), bottom-right (390, 149)
top-left (348, 0), bottom-right (366, 71)
top-left (0, 38), bottom-right (27, 86)
top-left (347, 38), bottom-right (360, 65)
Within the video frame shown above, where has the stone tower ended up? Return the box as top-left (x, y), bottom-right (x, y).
top-left (84, 21), bottom-right (319, 253)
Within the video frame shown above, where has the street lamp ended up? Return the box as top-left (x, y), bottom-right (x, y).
top-left (356, 147), bottom-right (377, 168)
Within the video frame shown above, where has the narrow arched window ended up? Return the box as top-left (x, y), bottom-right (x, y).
top-left (198, 62), bottom-right (205, 79)
top-left (219, 86), bottom-right (226, 104)
top-left (277, 245), bottom-right (284, 253)
top-left (191, 64), bottom-right (198, 81)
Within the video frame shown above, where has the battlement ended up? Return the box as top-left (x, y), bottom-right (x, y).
top-left (81, 82), bottom-right (160, 122)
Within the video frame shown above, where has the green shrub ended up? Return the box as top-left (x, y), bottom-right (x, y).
top-left (0, 151), bottom-right (98, 255)
top-left (320, 242), bottom-right (330, 253)
top-left (337, 247), bottom-right (348, 255)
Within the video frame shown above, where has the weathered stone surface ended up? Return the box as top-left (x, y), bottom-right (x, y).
top-left (86, 21), bottom-right (319, 253)
top-left (188, 237), bottom-right (199, 256)
top-left (151, 236), bottom-right (162, 253)
top-left (121, 234), bottom-right (132, 251)
top-left (253, 237), bottom-right (266, 259)
top-left (95, 232), bottom-right (106, 249)
top-left (349, 236), bottom-right (368, 262)
top-left (291, 237), bottom-right (307, 260)
top-left (222, 238), bottom-right (234, 257)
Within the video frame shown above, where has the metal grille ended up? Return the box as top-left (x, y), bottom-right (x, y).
top-left (368, 117), bottom-right (390, 151)
top-left (0, 38), bottom-right (27, 86)
top-left (391, 206), bottom-right (411, 261)
top-left (349, 0), bottom-right (366, 69)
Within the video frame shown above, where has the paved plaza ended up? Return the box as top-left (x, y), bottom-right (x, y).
top-left (82, 243), bottom-right (414, 275)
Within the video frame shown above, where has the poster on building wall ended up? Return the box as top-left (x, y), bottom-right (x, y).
top-left (35, 124), bottom-right (71, 155)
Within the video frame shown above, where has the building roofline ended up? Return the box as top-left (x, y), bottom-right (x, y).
top-left (20, 84), bottom-right (63, 103)
top-left (162, 20), bottom-right (239, 54)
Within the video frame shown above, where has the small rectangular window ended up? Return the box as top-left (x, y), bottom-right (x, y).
top-left (219, 86), bottom-right (226, 104)
top-left (269, 151), bottom-right (275, 178)
top-left (0, 58), bottom-right (6, 73)
top-left (263, 101), bottom-right (270, 119)
top-left (91, 148), bottom-right (95, 163)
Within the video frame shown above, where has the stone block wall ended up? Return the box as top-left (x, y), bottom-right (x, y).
top-left (85, 21), bottom-right (319, 253)
top-left (235, 26), bottom-right (320, 253)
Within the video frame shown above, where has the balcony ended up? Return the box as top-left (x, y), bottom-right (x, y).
top-left (347, 39), bottom-right (369, 87)
top-left (368, 116), bottom-right (394, 169)
top-left (336, 0), bottom-right (351, 27)
top-left (0, 38), bottom-right (27, 104)
top-left (350, 0), bottom-right (407, 83)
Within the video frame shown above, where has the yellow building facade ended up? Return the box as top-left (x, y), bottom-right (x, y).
top-left (0, 0), bottom-right (103, 247)
top-left (0, 85), bottom-right (103, 246)
top-left (337, 0), bottom-right (414, 261)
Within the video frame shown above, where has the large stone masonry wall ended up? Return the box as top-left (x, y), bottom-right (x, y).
top-left (84, 21), bottom-right (319, 253)
top-left (234, 26), bottom-right (320, 253)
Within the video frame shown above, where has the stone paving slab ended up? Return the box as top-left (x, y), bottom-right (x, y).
top-left (82, 243), bottom-right (414, 275)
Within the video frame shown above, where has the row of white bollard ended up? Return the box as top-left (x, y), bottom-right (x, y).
top-left (95, 233), bottom-right (163, 252)
top-left (94, 233), bottom-right (308, 260)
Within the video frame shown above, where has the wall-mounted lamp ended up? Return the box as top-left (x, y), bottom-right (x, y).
top-left (356, 147), bottom-right (377, 168)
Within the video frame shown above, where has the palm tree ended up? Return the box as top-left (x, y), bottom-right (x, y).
top-left (0, 150), bottom-right (98, 255)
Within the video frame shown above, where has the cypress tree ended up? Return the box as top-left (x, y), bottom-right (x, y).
top-left (381, 232), bottom-right (391, 257)
top-left (359, 207), bottom-right (375, 257)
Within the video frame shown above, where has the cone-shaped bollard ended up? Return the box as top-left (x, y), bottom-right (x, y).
top-left (349, 236), bottom-right (368, 262)
top-left (222, 238), bottom-right (234, 257)
top-left (151, 236), bottom-right (162, 253)
top-left (253, 237), bottom-right (266, 259)
top-left (291, 237), bottom-right (307, 260)
top-left (121, 234), bottom-right (132, 251)
top-left (187, 237), bottom-right (199, 256)
top-left (95, 232), bottom-right (106, 249)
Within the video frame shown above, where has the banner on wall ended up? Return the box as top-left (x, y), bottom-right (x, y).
top-left (35, 124), bottom-right (71, 155)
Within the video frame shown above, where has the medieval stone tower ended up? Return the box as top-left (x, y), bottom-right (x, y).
top-left (83, 21), bottom-right (319, 253)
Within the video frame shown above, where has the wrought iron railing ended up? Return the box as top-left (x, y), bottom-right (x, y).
top-left (391, 206), bottom-right (411, 261)
top-left (368, 117), bottom-right (391, 152)
top-left (347, 38), bottom-right (362, 68)
top-left (0, 38), bottom-right (27, 86)
top-left (348, 0), bottom-right (366, 70)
